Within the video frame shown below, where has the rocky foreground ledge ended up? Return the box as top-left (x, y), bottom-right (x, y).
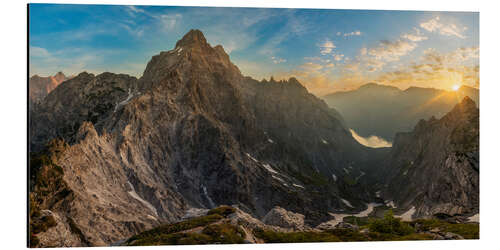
top-left (123, 205), bottom-right (479, 246)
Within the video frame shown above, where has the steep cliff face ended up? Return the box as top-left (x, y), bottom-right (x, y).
top-left (383, 97), bottom-right (479, 218)
top-left (29, 30), bottom-right (378, 246)
top-left (29, 72), bottom-right (138, 152)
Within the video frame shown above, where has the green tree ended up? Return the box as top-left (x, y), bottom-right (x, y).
top-left (368, 210), bottom-right (414, 236)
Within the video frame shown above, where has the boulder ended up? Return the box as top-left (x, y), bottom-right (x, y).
top-left (262, 206), bottom-right (305, 230)
top-left (335, 222), bottom-right (359, 230)
top-left (443, 232), bottom-right (464, 240)
top-left (430, 233), bottom-right (445, 240)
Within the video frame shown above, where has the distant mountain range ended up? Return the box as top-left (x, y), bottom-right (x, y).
top-left (322, 83), bottom-right (479, 141)
top-left (29, 72), bottom-right (71, 104)
top-left (28, 30), bottom-right (479, 247)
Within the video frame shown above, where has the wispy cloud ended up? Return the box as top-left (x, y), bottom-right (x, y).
top-left (345, 26), bottom-right (429, 73)
top-left (319, 39), bottom-right (336, 55)
top-left (255, 12), bottom-right (476, 96)
top-left (28, 5), bottom-right (478, 95)
top-left (420, 16), bottom-right (467, 39)
top-left (368, 40), bottom-right (418, 62)
top-left (29, 46), bottom-right (51, 58)
top-left (124, 6), bottom-right (182, 32)
top-left (271, 56), bottom-right (287, 64)
top-left (128, 6), bottom-right (145, 14)
top-left (337, 31), bottom-right (362, 37)
top-left (342, 39), bottom-right (418, 73)
top-left (257, 10), bottom-right (308, 56)
top-left (423, 47), bottom-right (479, 65)
top-left (125, 5), bottom-right (145, 18)
top-left (157, 14), bottom-right (182, 31)
top-left (301, 62), bottom-right (324, 72)
top-left (333, 54), bottom-right (344, 61)
top-left (119, 23), bottom-right (145, 37)
top-left (401, 28), bottom-right (428, 42)
top-left (374, 46), bottom-right (479, 89)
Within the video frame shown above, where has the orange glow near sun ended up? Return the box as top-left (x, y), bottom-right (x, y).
top-left (452, 84), bottom-right (461, 91)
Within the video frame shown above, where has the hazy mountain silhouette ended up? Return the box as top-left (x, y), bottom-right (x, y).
top-left (322, 83), bottom-right (479, 141)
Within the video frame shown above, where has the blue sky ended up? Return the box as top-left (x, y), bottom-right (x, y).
top-left (29, 4), bottom-right (479, 95)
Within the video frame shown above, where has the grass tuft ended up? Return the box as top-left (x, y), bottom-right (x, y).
top-left (207, 206), bottom-right (236, 217)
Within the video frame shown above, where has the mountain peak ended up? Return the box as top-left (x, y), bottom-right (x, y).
top-left (359, 82), bottom-right (379, 88)
top-left (458, 96), bottom-right (477, 110)
top-left (439, 96), bottom-right (478, 125)
top-left (175, 29), bottom-right (208, 48)
top-left (358, 82), bottom-right (399, 91)
top-left (141, 29), bottom-right (241, 85)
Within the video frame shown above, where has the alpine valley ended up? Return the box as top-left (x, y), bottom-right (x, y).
top-left (28, 30), bottom-right (479, 247)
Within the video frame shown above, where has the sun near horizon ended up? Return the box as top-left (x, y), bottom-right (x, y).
top-left (452, 84), bottom-right (461, 91)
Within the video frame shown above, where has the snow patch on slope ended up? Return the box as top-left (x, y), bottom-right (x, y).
top-left (385, 200), bottom-right (397, 208)
top-left (127, 181), bottom-right (158, 217)
top-left (202, 185), bottom-right (216, 208)
top-left (272, 175), bottom-right (285, 183)
top-left (358, 203), bottom-right (381, 217)
top-left (396, 206), bottom-right (416, 221)
top-left (341, 198), bottom-right (354, 208)
top-left (318, 203), bottom-right (382, 228)
top-left (245, 153), bottom-right (259, 163)
top-left (468, 213), bottom-right (479, 223)
top-left (262, 163), bottom-right (278, 174)
top-left (356, 171), bottom-right (366, 181)
top-left (114, 88), bottom-right (134, 112)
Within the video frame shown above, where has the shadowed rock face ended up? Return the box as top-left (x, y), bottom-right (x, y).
top-left (29, 72), bottom-right (139, 152)
top-left (383, 96), bottom-right (479, 218)
top-left (30, 29), bottom-right (381, 246)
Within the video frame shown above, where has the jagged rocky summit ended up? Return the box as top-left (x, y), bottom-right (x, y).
top-left (382, 96), bottom-right (479, 218)
top-left (29, 72), bottom-right (70, 104)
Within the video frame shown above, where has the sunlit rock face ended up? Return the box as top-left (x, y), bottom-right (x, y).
top-left (29, 72), bottom-right (70, 104)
